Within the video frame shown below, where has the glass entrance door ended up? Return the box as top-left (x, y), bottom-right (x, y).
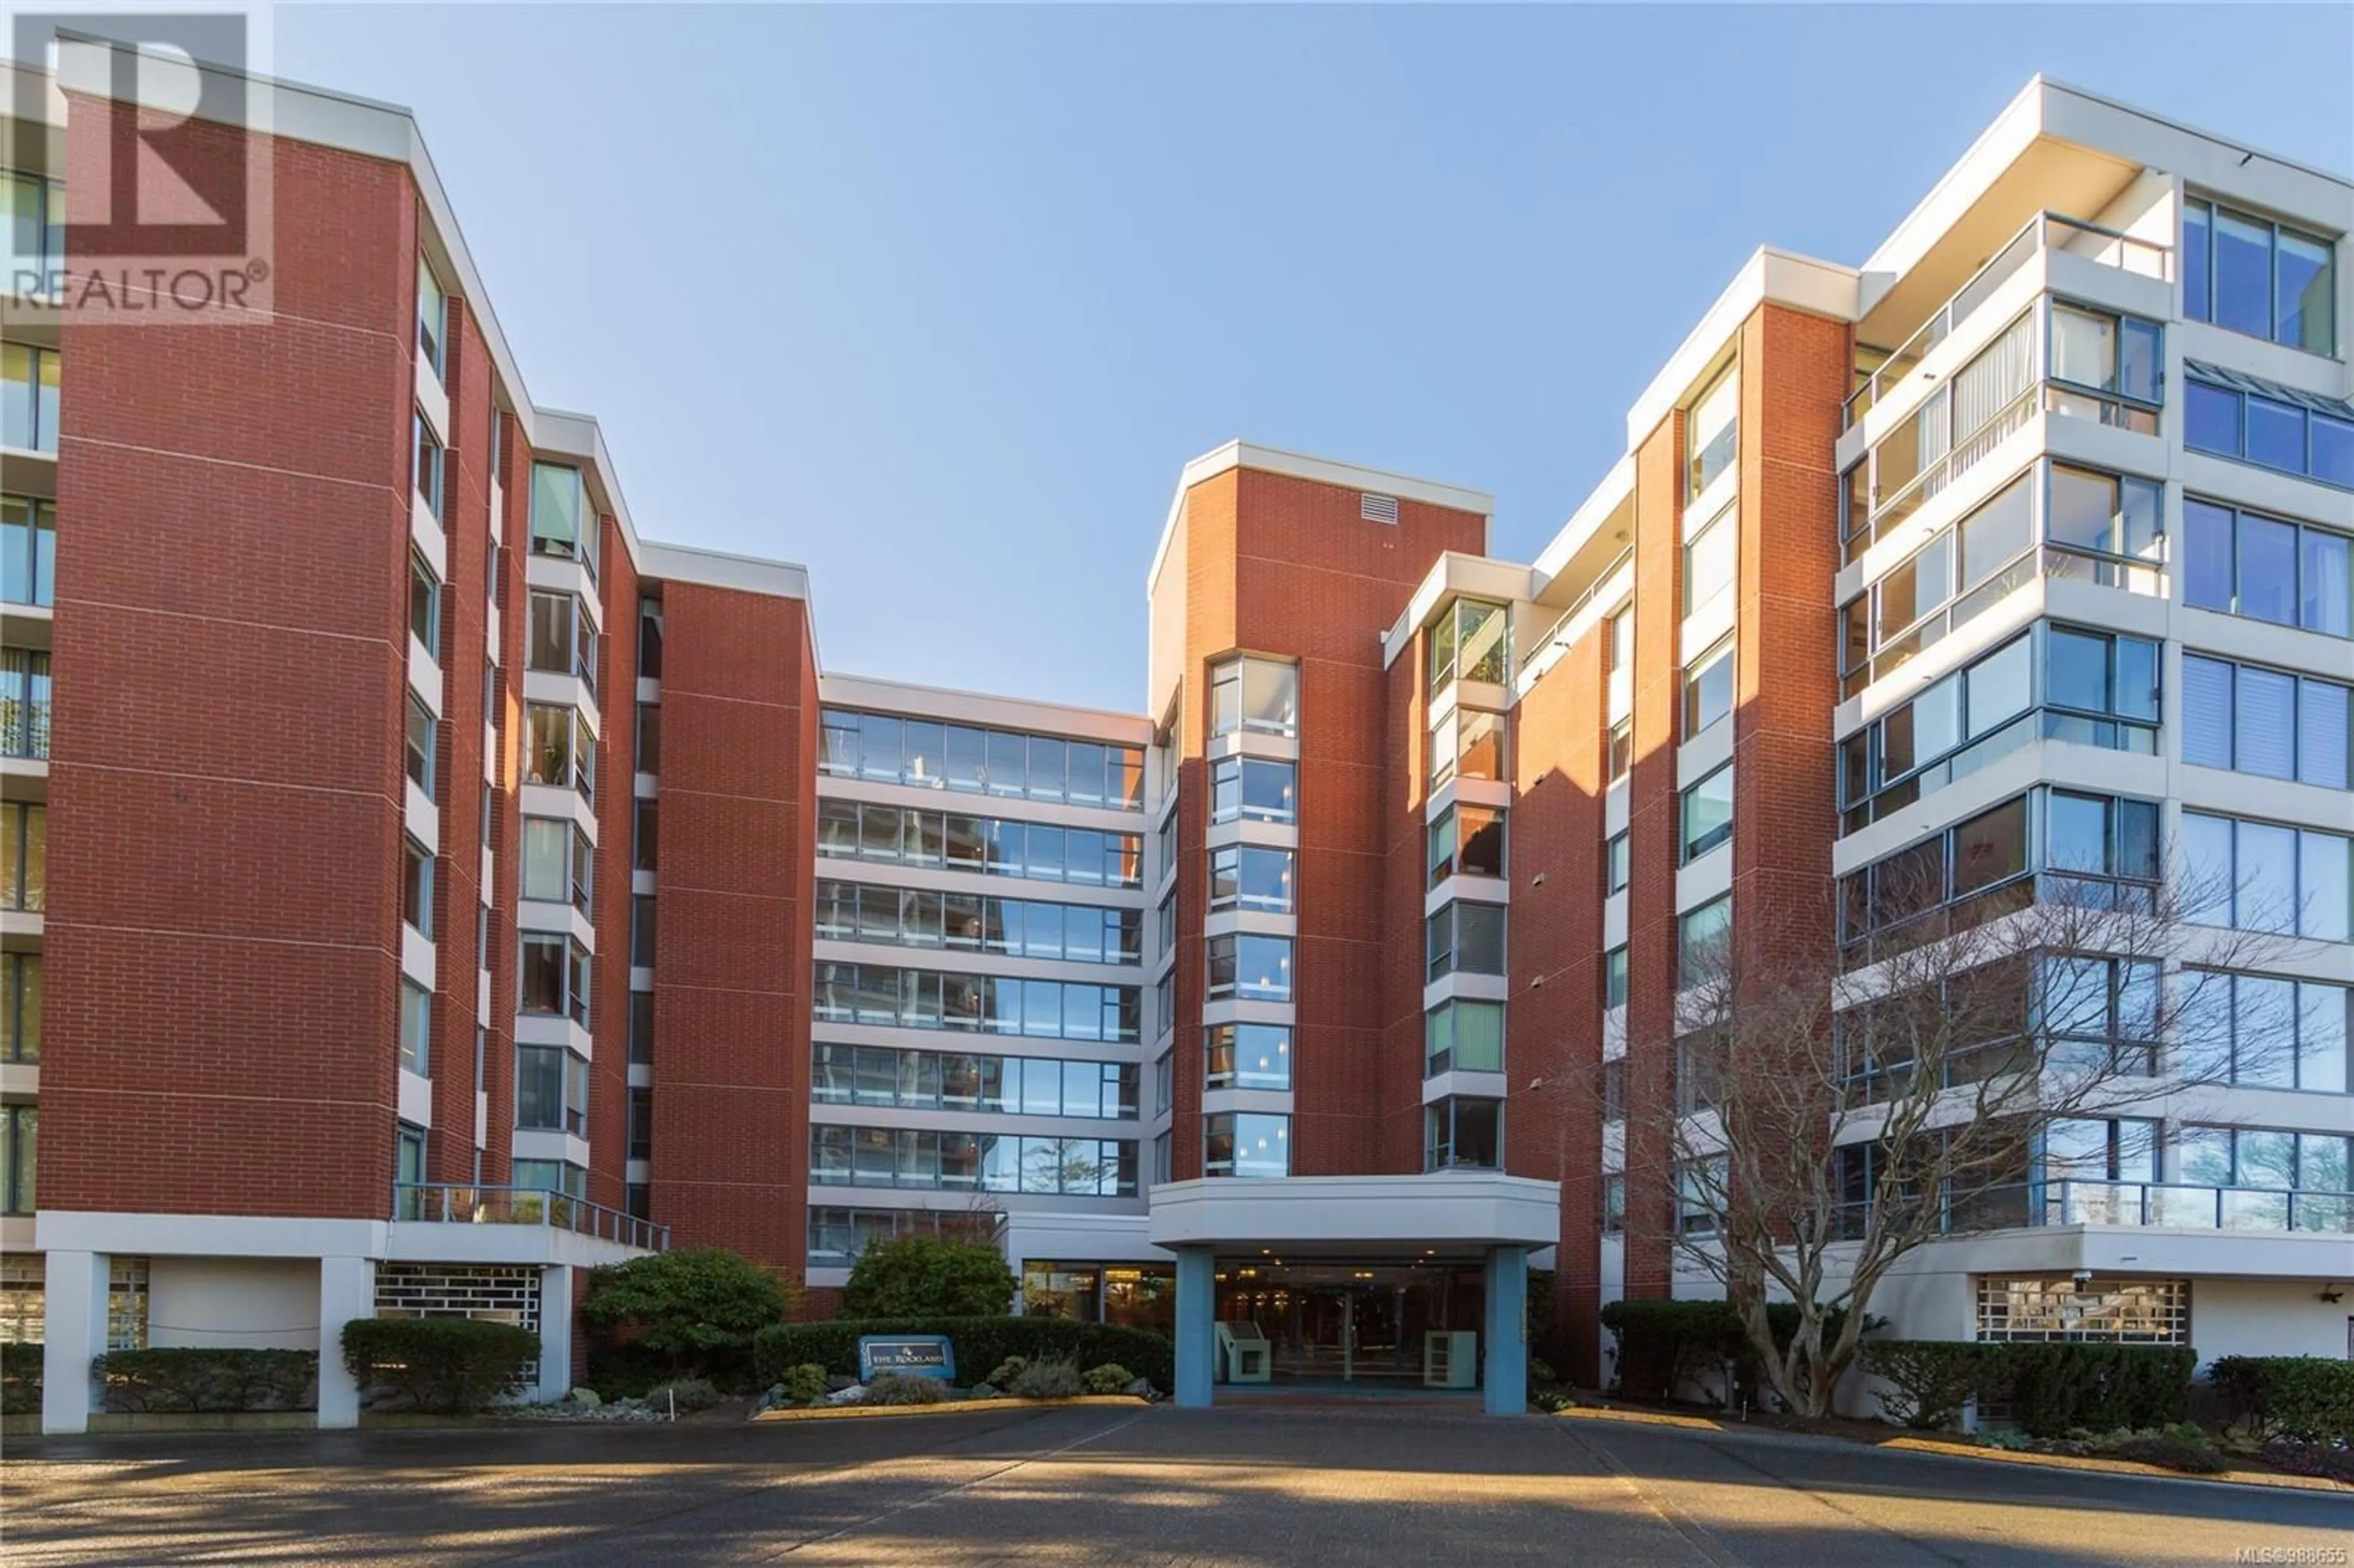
top-left (1214, 1258), bottom-right (1484, 1385)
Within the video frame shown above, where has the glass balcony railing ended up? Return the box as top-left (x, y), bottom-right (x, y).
top-left (1846, 211), bottom-right (2170, 427)
top-left (1835, 1179), bottom-right (2353, 1239)
top-left (392, 1182), bottom-right (670, 1252)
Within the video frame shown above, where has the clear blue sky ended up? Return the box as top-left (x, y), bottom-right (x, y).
top-left (276, 4), bottom-right (2353, 712)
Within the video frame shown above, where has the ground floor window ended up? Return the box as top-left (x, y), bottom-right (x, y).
top-left (1975, 1275), bottom-right (2187, 1343)
top-left (1214, 1258), bottom-right (1485, 1384)
top-left (1021, 1260), bottom-right (1175, 1335)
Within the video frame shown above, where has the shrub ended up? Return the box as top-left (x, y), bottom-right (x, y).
top-left (341, 1318), bottom-right (541, 1414)
top-left (584, 1342), bottom-right (669, 1401)
top-left (1083, 1363), bottom-right (1133, 1395)
top-left (2260, 1439), bottom-right (2354, 1484)
top-left (1859, 1341), bottom-right (1985, 1430)
top-left (1599, 1299), bottom-right (1865, 1407)
top-left (782, 1363), bottom-right (831, 1406)
top-left (842, 1237), bottom-right (1018, 1320)
top-left (0, 1342), bottom-right (42, 1416)
top-left (2208, 1356), bottom-right (2354, 1445)
top-left (2097, 1428), bottom-right (2226, 1474)
top-left (986, 1356), bottom-right (1030, 1388)
top-left (580, 1249), bottom-right (793, 1385)
top-left (753, 1317), bottom-right (1173, 1392)
top-left (866, 1372), bottom-right (953, 1406)
top-left (1992, 1344), bottom-right (2195, 1438)
top-left (646, 1377), bottom-right (722, 1414)
top-left (1008, 1357), bottom-right (1085, 1399)
top-left (96, 1349), bottom-right (318, 1413)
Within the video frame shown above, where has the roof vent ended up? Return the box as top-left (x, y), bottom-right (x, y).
top-left (1360, 492), bottom-right (1400, 524)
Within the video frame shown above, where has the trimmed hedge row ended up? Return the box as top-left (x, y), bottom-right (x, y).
top-left (1599, 1299), bottom-right (1858, 1404)
top-left (0, 1341), bottom-right (40, 1415)
top-left (97, 1349), bottom-right (317, 1412)
top-left (1859, 1340), bottom-right (2196, 1436)
top-left (754, 1317), bottom-right (1171, 1391)
top-left (2209, 1356), bottom-right (2354, 1444)
top-left (341, 1318), bottom-right (541, 1414)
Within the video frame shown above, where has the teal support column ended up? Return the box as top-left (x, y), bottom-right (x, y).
top-left (1175, 1247), bottom-right (1215, 1409)
top-left (1482, 1244), bottom-right (1528, 1417)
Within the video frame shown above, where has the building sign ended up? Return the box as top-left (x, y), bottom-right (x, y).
top-left (858, 1334), bottom-right (956, 1382)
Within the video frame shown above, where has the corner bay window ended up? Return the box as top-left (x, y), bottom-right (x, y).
top-left (0, 647), bottom-right (48, 760)
top-left (0, 802), bottom-right (44, 911)
top-left (1687, 363), bottom-right (1738, 498)
top-left (521, 933), bottom-right (593, 1026)
top-left (1426, 803), bottom-right (1504, 887)
top-left (1430, 705), bottom-right (1506, 788)
top-left (1207, 932), bottom-right (1292, 1002)
top-left (529, 462), bottom-right (597, 578)
top-left (1209, 844), bottom-right (1293, 913)
top-left (1429, 598), bottom-right (1509, 694)
top-left (1425, 998), bottom-right (1502, 1076)
top-left (1205, 1113), bottom-right (1288, 1179)
top-left (2, 343), bottom-right (59, 454)
top-left (522, 816), bottom-right (595, 914)
top-left (1209, 655), bottom-right (1299, 737)
top-left (2, 952), bottom-right (39, 1062)
top-left (401, 837), bottom-right (433, 937)
top-left (416, 256), bottom-right (447, 381)
top-left (1425, 1097), bottom-right (1501, 1171)
top-left (404, 694), bottom-right (435, 799)
top-left (1209, 755), bottom-right (1295, 824)
top-left (408, 550), bottom-right (439, 655)
top-left (1425, 900), bottom-right (1505, 981)
top-left (1206, 1022), bottom-right (1290, 1090)
top-left (525, 703), bottom-right (595, 804)
top-left (412, 412), bottom-right (444, 522)
top-left (516, 1045), bottom-right (589, 1135)
top-left (528, 590), bottom-right (600, 694)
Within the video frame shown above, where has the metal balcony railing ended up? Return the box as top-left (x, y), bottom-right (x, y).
top-left (392, 1182), bottom-right (670, 1252)
top-left (1846, 211), bottom-right (2170, 427)
top-left (1835, 1179), bottom-right (2353, 1240)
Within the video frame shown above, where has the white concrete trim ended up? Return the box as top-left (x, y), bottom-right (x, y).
top-left (819, 674), bottom-right (1151, 742)
top-left (1147, 1174), bottom-right (1558, 1250)
top-left (36, 1211), bottom-right (390, 1259)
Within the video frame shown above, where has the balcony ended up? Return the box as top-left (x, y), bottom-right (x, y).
top-left (392, 1182), bottom-right (669, 1255)
top-left (1848, 212), bottom-right (2169, 427)
top-left (2044, 1179), bottom-right (2350, 1233)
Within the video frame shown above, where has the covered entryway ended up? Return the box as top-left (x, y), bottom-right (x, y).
top-left (1149, 1173), bottom-right (1560, 1416)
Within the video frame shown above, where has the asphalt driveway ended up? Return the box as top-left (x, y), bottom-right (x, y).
top-left (2, 1401), bottom-right (2345, 1565)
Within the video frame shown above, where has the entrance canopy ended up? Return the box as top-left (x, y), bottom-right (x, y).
top-left (1148, 1173), bottom-right (1560, 1253)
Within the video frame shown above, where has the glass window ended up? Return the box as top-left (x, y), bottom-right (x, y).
top-left (2213, 207), bottom-right (2275, 339)
top-left (401, 837), bottom-right (433, 937)
top-left (1211, 844), bottom-right (1294, 912)
top-left (1682, 636), bottom-right (1733, 737)
top-left (1606, 720), bottom-right (1632, 783)
top-left (1211, 657), bottom-right (1300, 736)
top-left (412, 413), bottom-right (444, 522)
top-left (1208, 933), bottom-right (1293, 1001)
top-left (1606, 831), bottom-right (1629, 895)
top-left (3, 953), bottom-right (41, 1064)
top-left (1426, 901), bottom-right (1506, 981)
top-left (2186, 379), bottom-right (2242, 457)
top-left (408, 550), bottom-right (440, 653)
top-left (1207, 1022), bottom-right (1291, 1090)
top-left (0, 344), bottom-right (58, 454)
top-left (1205, 1113), bottom-right (1287, 1179)
top-left (1678, 896), bottom-right (1729, 988)
top-left (0, 496), bottom-right (55, 608)
top-left (529, 463), bottom-right (591, 575)
top-left (404, 695), bottom-right (436, 797)
top-left (1425, 1097), bottom-right (1502, 1171)
top-left (398, 980), bottom-right (430, 1075)
top-left (2184, 812), bottom-right (2353, 942)
top-left (1679, 765), bottom-right (1733, 863)
top-left (1431, 706), bottom-right (1507, 788)
top-left (1210, 756), bottom-right (1296, 823)
top-left (0, 804), bottom-right (40, 911)
top-left (1428, 804), bottom-right (1504, 886)
top-left (1682, 504), bottom-right (1736, 620)
top-left (1688, 363), bottom-right (1739, 497)
top-left (416, 257), bottom-right (448, 379)
top-left (1425, 999), bottom-right (1503, 1076)
top-left (1430, 598), bottom-right (1509, 693)
top-left (1605, 946), bottom-right (1628, 1009)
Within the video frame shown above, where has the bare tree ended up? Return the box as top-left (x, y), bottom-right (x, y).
top-left (1617, 850), bottom-right (2290, 1420)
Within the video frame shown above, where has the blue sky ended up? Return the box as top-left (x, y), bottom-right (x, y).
top-left (276, 4), bottom-right (2353, 712)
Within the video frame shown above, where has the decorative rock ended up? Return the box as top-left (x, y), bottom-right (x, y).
top-left (969, 1383), bottom-right (999, 1399)
top-left (825, 1374), bottom-right (856, 1393)
top-left (1124, 1378), bottom-right (1154, 1400)
top-left (825, 1384), bottom-right (867, 1406)
top-left (567, 1387), bottom-right (602, 1408)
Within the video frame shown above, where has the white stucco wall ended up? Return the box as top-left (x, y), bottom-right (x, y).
top-left (2189, 1280), bottom-right (2353, 1368)
top-left (147, 1258), bottom-right (322, 1350)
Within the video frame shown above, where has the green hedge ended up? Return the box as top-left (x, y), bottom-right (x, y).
top-left (2209, 1356), bottom-right (2354, 1444)
top-left (1858, 1340), bottom-right (2195, 1436)
top-left (1599, 1300), bottom-right (1856, 1404)
top-left (0, 1342), bottom-right (40, 1415)
top-left (341, 1318), bottom-right (541, 1414)
top-left (754, 1317), bottom-right (1171, 1391)
top-left (96, 1349), bottom-right (318, 1412)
